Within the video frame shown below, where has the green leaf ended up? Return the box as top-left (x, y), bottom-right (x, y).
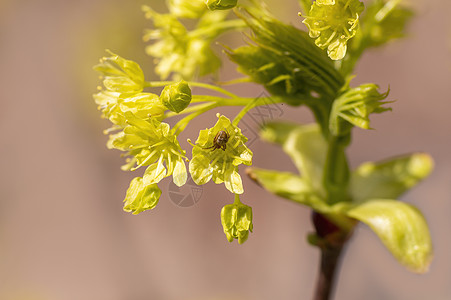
top-left (247, 167), bottom-right (327, 209)
top-left (259, 121), bottom-right (300, 145)
top-left (260, 122), bottom-right (328, 195)
top-left (346, 199), bottom-right (432, 273)
top-left (283, 124), bottom-right (328, 193)
top-left (350, 153), bottom-right (433, 203)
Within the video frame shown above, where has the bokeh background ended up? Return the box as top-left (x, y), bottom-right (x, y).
top-left (1, 0), bottom-right (451, 299)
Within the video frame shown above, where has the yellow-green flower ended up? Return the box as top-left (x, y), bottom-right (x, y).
top-left (110, 112), bottom-right (188, 186)
top-left (301, 0), bottom-right (365, 60)
top-left (94, 91), bottom-right (166, 127)
top-left (189, 114), bottom-right (252, 194)
top-left (94, 52), bottom-right (166, 127)
top-left (123, 177), bottom-right (162, 214)
top-left (143, 6), bottom-right (223, 80)
top-left (221, 195), bottom-right (253, 244)
top-left (94, 50), bottom-right (145, 93)
top-left (168, 0), bottom-right (207, 19)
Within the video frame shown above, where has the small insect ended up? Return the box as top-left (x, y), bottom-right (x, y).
top-left (203, 129), bottom-right (230, 151)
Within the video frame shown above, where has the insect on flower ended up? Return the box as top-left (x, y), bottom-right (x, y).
top-left (204, 129), bottom-right (229, 151)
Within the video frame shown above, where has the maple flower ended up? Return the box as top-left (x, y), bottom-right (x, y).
top-left (110, 112), bottom-right (188, 186)
top-left (221, 195), bottom-right (253, 244)
top-left (189, 114), bottom-right (252, 194)
top-left (301, 0), bottom-right (365, 60)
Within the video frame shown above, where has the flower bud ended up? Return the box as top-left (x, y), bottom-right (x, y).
top-left (160, 80), bottom-right (192, 113)
top-left (205, 0), bottom-right (237, 11)
top-left (221, 200), bottom-right (253, 244)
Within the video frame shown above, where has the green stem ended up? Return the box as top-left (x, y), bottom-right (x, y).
top-left (232, 96), bottom-right (283, 126)
top-left (173, 103), bottom-right (218, 135)
top-left (169, 95), bottom-right (282, 135)
top-left (145, 81), bottom-right (238, 99)
top-left (166, 102), bottom-right (216, 118)
top-left (234, 193), bottom-right (241, 204)
top-left (323, 135), bottom-right (350, 204)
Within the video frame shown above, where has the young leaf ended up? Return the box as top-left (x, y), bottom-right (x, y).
top-left (282, 124), bottom-right (328, 194)
top-left (350, 153), bottom-right (433, 203)
top-left (346, 199), bottom-right (432, 273)
top-left (329, 83), bottom-right (391, 136)
top-left (227, 13), bottom-right (344, 104)
top-left (247, 167), bottom-right (326, 209)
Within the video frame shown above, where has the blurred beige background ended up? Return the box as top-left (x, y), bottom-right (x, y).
top-left (1, 0), bottom-right (451, 299)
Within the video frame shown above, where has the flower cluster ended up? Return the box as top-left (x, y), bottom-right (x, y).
top-left (301, 0), bottom-right (365, 60)
top-left (93, 51), bottom-right (166, 127)
top-left (142, 4), bottom-right (230, 80)
top-left (94, 52), bottom-right (195, 214)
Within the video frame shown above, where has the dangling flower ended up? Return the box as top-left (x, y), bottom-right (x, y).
top-left (301, 0), bottom-right (365, 60)
top-left (123, 177), bottom-right (162, 214)
top-left (220, 194), bottom-right (253, 244)
top-left (109, 112), bottom-right (188, 187)
top-left (189, 114), bottom-right (252, 194)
